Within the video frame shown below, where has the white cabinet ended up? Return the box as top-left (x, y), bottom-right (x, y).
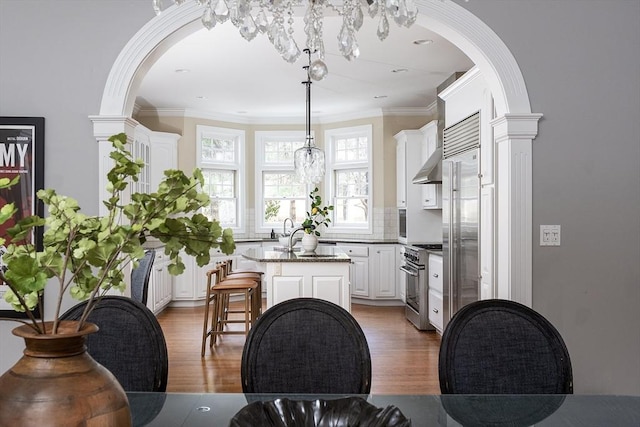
top-left (172, 248), bottom-right (229, 305)
top-left (395, 130), bottom-right (440, 243)
top-left (132, 124), bottom-right (179, 194)
top-left (340, 245), bottom-right (369, 298)
top-left (419, 121), bottom-right (442, 209)
top-left (265, 262), bottom-right (351, 312)
top-left (396, 139), bottom-right (407, 207)
top-left (148, 251), bottom-right (172, 315)
top-left (396, 245), bottom-right (406, 303)
top-left (370, 245), bottom-right (397, 299)
top-left (428, 254), bottom-right (444, 333)
top-left (148, 131), bottom-right (179, 191)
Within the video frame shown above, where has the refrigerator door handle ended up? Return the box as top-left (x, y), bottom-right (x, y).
top-left (447, 160), bottom-right (456, 318)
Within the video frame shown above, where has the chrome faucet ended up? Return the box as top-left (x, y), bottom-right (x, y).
top-left (283, 217), bottom-right (294, 236)
top-left (287, 226), bottom-right (305, 252)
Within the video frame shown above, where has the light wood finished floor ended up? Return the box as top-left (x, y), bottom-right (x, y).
top-left (156, 301), bottom-right (442, 394)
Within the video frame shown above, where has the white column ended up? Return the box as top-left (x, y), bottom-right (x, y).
top-left (492, 113), bottom-right (542, 307)
top-left (88, 116), bottom-right (139, 215)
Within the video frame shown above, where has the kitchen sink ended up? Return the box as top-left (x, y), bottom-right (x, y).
top-left (272, 246), bottom-right (302, 252)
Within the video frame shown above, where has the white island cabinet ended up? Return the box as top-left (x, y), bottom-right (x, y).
top-left (242, 247), bottom-right (352, 312)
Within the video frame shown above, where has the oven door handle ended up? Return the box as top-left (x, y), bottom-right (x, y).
top-left (399, 266), bottom-right (419, 277)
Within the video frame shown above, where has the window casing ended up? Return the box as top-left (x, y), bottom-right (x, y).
top-left (255, 131), bottom-right (308, 233)
top-left (196, 125), bottom-right (244, 232)
top-left (325, 125), bottom-right (372, 234)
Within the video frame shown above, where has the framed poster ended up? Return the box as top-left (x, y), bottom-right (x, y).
top-left (0, 117), bottom-right (45, 318)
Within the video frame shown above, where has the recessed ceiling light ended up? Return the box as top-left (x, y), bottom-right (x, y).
top-left (175, 68), bottom-right (191, 73)
top-left (392, 68), bottom-right (409, 73)
top-left (374, 95), bottom-right (388, 99)
top-left (413, 39), bottom-right (434, 45)
top-left (196, 96), bottom-right (207, 100)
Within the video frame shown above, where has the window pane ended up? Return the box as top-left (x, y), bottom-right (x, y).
top-left (201, 169), bottom-right (236, 226)
top-left (202, 170), bottom-right (235, 198)
top-left (201, 136), bottom-right (235, 163)
top-left (263, 171), bottom-right (307, 225)
top-left (336, 170), bottom-right (368, 197)
top-left (264, 140), bottom-right (304, 164)
top-left (203, 198), bottom-right (236, 227)
top-left (334, 136), bottom-right (368, 162)
top-left (263, 199), bottom-right (307, 225)
top-left (334, 169), bottom-right (369, 225)
top-left (334, 198), bottom-right (368, 224)
top-left (263, 172), bottom-right (306, 198)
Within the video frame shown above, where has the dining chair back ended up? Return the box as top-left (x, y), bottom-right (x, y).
top-left (130, 249), bottom-right (155, 306)
top-left (438, 299), bottom-right (573, 394)
top-left (60, 295), bottom-right (168, 392)
top-left (241, 298), bottom-right (372, 394)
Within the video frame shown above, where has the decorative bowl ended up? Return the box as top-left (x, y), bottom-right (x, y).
top-left (229, 396), bottom-right (411, 427)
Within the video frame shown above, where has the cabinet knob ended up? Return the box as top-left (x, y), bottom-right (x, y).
top-left (432, 308), bottom-right (439, 314)
top-left (433, 273), bottom-right (439, 278)
top-left (424, 199), bottom-right (430, 202)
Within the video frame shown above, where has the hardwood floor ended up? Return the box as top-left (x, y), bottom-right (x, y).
top-left (156, 301), bottom-right (442, 394)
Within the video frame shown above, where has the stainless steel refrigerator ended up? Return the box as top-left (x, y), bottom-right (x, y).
top-left (442, 111), bottom-right (480, 331)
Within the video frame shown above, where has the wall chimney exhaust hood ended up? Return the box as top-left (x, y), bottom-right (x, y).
top-left (412, 71), bottom-right (465, 185)
top-left (412, 147), bottom-right (442, 184)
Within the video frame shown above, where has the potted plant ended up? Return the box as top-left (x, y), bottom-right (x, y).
top-left (0, 133), bottom-right (235, 426)
top-left (300, 187), bottom-right (333, 252)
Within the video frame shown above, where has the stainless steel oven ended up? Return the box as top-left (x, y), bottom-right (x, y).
top-left (401, 244), bottom-right (441, 330)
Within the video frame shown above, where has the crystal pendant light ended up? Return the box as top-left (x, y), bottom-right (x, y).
top-left (152, 0), bottom-right (419, 76)
top-left (294, 49), bottom-right (326, 184)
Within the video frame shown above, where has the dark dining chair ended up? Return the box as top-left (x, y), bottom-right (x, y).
top-left (438, 299), bottom-right (573, 394)
top-left (60, 295), bottom-right (168, 392)
top-left (241, 298), bottom-right (372, 394)
top-left (130, 249), bottom-right (155, 306)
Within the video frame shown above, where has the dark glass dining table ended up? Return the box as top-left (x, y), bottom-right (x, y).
top-left (127, 392), bottom-right (640, 427)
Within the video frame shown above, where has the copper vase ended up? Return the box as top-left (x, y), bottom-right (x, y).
top-left (0, 320), bottom-right (131, 426)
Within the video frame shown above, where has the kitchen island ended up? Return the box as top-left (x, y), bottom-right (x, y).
top-left (242, 247), bottom-right (352, 312)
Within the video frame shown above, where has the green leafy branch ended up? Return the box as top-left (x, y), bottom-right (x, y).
top-left (301, 187), bottom-right (334, 236)
top-left (0, 133), bottom-right (235, 334)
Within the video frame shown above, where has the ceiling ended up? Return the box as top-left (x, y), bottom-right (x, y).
top-left (135, 14), bottom-right (474, 122)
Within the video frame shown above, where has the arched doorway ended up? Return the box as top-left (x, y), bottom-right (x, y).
top-left (91, 0), bottom-right (541, 306)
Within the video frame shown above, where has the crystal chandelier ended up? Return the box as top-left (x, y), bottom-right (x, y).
top-left (294, 49), bottom-right (325, 184)
top-left (152, 0), bottom-right (418, 72)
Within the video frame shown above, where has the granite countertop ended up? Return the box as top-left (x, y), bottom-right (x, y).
top-left (242, 246), bottom-right (351, 263)
top-left (234, 238), bottom-right (399, 245)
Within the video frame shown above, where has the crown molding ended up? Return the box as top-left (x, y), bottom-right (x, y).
top-left (134, 106), bottom-right (434, 125)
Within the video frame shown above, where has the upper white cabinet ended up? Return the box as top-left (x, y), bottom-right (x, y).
top-left (419, 121), bottom-right (442, 210)
top-left (396, 139), bottom-right (407, 207)
top-left (149, 131), bottom-right (179, 190)
top-left (395, 130), bottom-right (442, 244)
top-left (132, 124), bottom-right (179, 193)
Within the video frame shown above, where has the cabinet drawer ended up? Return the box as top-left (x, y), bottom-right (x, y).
top-left (428, 254), bottom-right (443, 293)
top-left (428, 289), bottom-right (444, 332)
top-left (339, 245), bottom-right (368, 257)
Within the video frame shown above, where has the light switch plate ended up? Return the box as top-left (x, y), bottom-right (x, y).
top-left (540, 225), bottom-right (561, 246)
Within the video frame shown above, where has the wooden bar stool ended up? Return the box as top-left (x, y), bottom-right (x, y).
top-left (201, 267), bottom-right (258, 356)
top-left (218, 260), bottom-right (263, 319)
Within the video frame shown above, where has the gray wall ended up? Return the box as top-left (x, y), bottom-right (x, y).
top-left (1, 0), bottom-right (638, 394)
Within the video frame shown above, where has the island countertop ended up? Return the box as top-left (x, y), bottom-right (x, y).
top-left (242, 246), bottom-right (351, 263)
